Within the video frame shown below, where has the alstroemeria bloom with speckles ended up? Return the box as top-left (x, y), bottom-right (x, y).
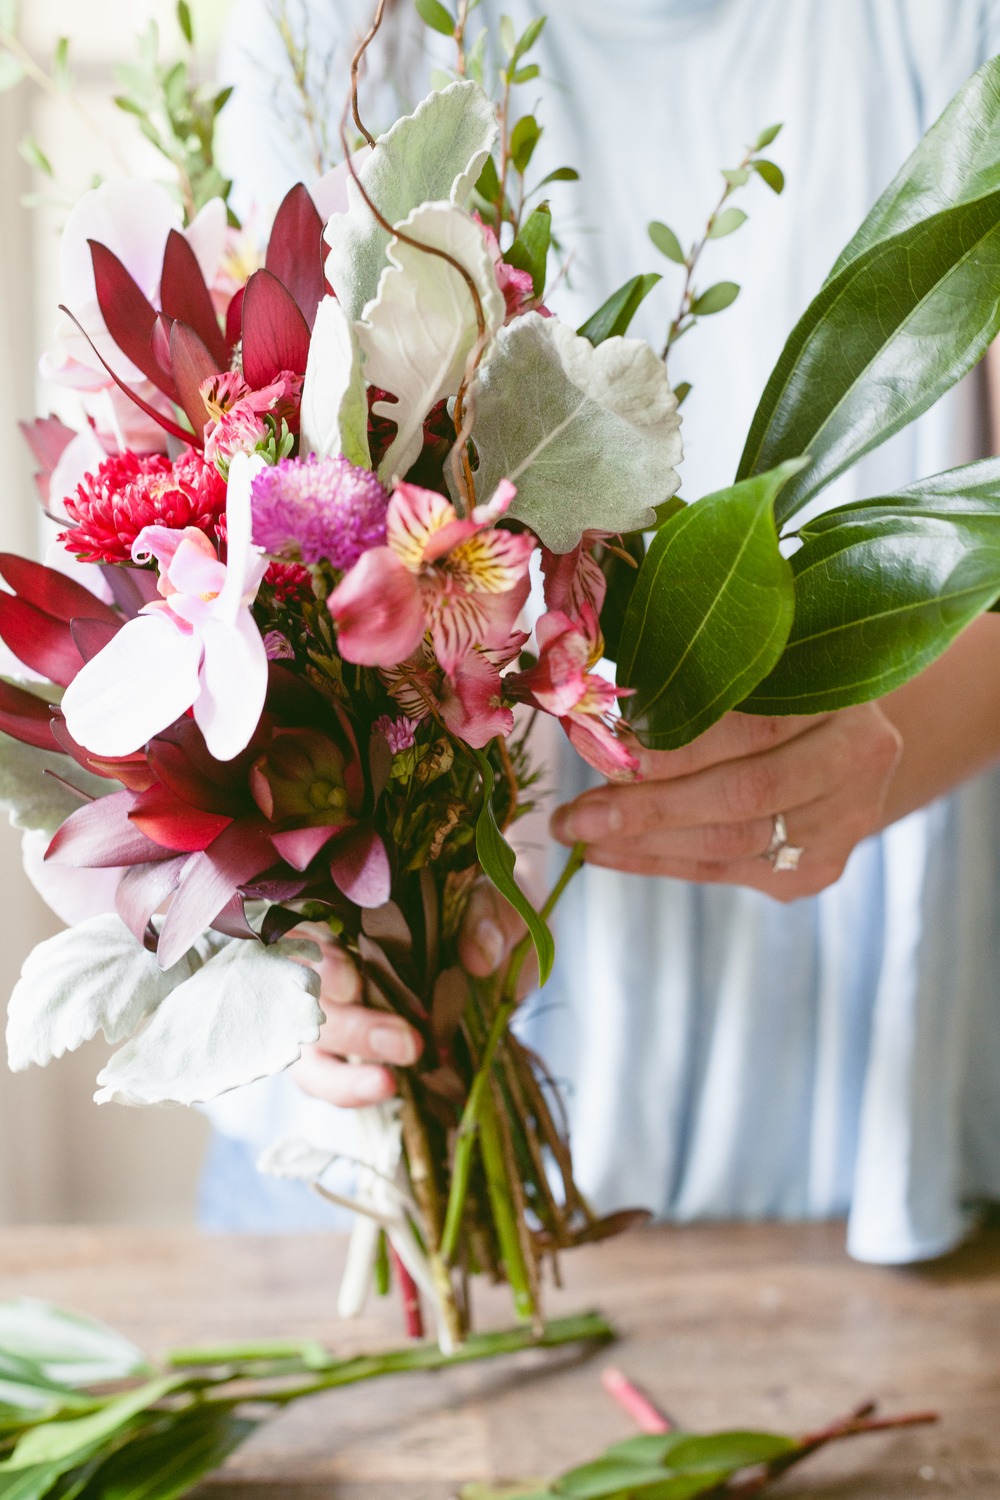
top-left (62, 453), bottom-right (269, 762)
top-left (327, 479), bottom-right (534, 677)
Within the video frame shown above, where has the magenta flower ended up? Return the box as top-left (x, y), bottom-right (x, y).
top-left (327, 480), bottom-right (534, 676)
top-left (250, 455), bottom-right (389, 569)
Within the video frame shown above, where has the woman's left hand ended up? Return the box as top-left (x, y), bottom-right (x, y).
top-left (550, 705), bottom-right (902, 901)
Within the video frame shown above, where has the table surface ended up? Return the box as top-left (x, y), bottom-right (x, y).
top-left (0, 1222), bottom-right (997, 1498)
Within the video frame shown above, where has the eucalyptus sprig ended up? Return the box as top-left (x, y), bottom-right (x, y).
top-left (652, 123), bottom-right (785, 389)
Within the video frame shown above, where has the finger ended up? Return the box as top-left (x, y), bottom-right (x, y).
top-left (316, 998), bottom-right (423, 1066)
top-left (633, 711), bottom-right (826, 782)
top-left (458, 882), bottom-right (526, 977)
top-left (552, 715), bottom-right (859, 845)
top-left (577, 813), bottom-right (778, 865)
top-left (289, 925), bottom-right (362, 1006)
top-left (292, 1049), bottom-right (398, 1107)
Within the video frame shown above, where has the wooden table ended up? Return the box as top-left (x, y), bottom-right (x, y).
top-left (0, 1223), bottom-right (998, 1497)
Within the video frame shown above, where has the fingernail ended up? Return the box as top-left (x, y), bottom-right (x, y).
top-left (558, 798), bottom-right (621, 843)
top-left (369, 1025), bottom-right (419, 1066)
top-left (357, 1067), bottom-right (393, 1102)
top-left (473, 918), bottom-right (504, 973)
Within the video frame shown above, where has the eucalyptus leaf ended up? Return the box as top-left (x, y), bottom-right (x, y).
top-left (618, 462), bottom-right (802, 748)
top-left (0, 1304), bottom-right (149, 1389)
top-left (473, 751), bottom-right (554, 985)
top-left (357, 200), bottom-right (505, 482)
top-left (94, 936), bottom-right (322, 1106)
top-left (690, 281), bottom-right (739, 315)
top-left (0, 736), bottom-right (108, 838)
top-left (325, 81), bottom-right (498, 320)
top-left (299, 296), bottom-right (370, 468)
top-left (741, 493), bottom-right (1000, 715)
top-left (738, 191), bottom-right (1000, 525)
top-left (415, 0), bottom-right (455, 37)
top-left (6, 916), bottom-right (205, 1074)
top-left (468, 313), bottom-right (681, 553)
top-left (578, 274), bottom-right (662, 346)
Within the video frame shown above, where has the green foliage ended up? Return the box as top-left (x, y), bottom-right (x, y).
top-left (510, 114), bottom-right (541, 173)
top-left (751, 158), bottom-right (784, 193)
top-left (416, 0), bottom-right (455, 36)
top-left (706, 206), bottom-right (747, 238)
top-left (504, 204), bottom-right (552, 297)
top-left (472, 752), bottom-right (554, 985)
top-left (753, 122), bottom-right (783, 151)
top-left (690, 281), bottom-right (739, 314)
top-left (0, 728), bottom-right (109, 838)
top-left (617, 462), bottom-right (803, 749)
top-left (648, 221), bottom-right (685, 264)
top-left (577, 274), bottom-right (661, 346)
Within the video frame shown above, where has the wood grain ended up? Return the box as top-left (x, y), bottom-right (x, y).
top-left (0, 1222), bottom-right (997, 1497)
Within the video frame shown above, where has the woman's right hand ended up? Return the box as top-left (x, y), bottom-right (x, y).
top-left (291, 885), bottom-right (528, 1109)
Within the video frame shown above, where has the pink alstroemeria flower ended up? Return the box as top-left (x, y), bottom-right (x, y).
top-left (516, 607), bottom-right (640, 780)
top-left (328, 480), bottom-right (534, 677)
top-left (62, 453), bottom-right (270, 762)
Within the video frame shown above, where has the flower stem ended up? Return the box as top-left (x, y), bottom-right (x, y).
top-left (477, 1079), bottom-right (537, 1325)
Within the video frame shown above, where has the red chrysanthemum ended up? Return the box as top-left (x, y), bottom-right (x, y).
top-left (264, 560), bottom-right (314, 604)
top-left (59, 449), bottom-right (228, 565)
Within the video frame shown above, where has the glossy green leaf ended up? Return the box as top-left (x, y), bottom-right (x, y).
top-left (601, 1434), bottom-right (693, 1465)
top-left (578, 274), bottom-right (662, 346)
top-left (830, 54), bottom-right (1000, 278)
top-left (664, 1431), bottom-right (796, 1471)
top-left (751, 159), bottom-right (784, 194)
top-left (554, 1460), bottom-right (670, 1498)
top-left (742, 471), bottom-right (1000, 714)
top-left (707, 207), bottom-right (747, 239)
top-left (504, 204), bottom-right (551, 297)
top-left (473, 751), bottom-right (554, 985)
top-left (0, 1380), bottom-right (183, 1472)
top-left (415, 0), bottom-right (455, 36)
top-left (649, 221), bottom-right (685, 264)
top-left (70, 1406), bottom-right (257, 1500)
top-left (618, 462), bottom-right (803, 749)
top-left (738, 190), bottom-right (1000, 526)
top-left (599, 531), bottom-right (646, 663)
top-left (511, 114), bottom-right (541, 174)
top-left (690, 281), bottom-right (739, 315)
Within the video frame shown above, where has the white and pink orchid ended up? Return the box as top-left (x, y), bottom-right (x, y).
top-left (327, 480), bottom-right (534, 677)
top-left (61, 453), bottom-right (270, 763)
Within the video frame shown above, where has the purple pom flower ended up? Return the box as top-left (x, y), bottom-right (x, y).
top-left (250, 455), bottom-right (389, 570)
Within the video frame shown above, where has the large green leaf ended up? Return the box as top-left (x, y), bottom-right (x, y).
top-left (617, 462), bottom-right (801, 749)
top-left (0, 1379), bottom-right (182, 1472)
top-left (830, 54), bottom-right (1000, 277)
top-left (737, 191), bottom-right (1000, 525)
top-left (472, 751), bottom-right (554, 985)
top-left (0, 1303), bottom-right (148, 1389)
top-left (71, 1406), bottom-right (256, 1500)
top-left (741, 477), bottom-right (1000, 714)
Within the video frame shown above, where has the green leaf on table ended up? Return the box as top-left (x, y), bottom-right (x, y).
top-left (356, 200), bottom-right (505, 481)
top-left (741, 466), bottom-right (1000, 714)
top-left (556, 1463), bottom-right (727, 1499)
top-left (325, 81), bottom-right (498, 320)
top-left (690, 281), bottom-right (739, 315)
top-left (0, 1303), bottom-right (149, 1389)
top-left (469, 313), bottom-right (681, 553)
top-left (70, 1406), bottom-right (257, 1500)
top-left (94, 936), bottom-right (322, 1106)
top-left (617, 461), bottom-right (802, 749)
top-left (299, 296), bottom-right (370, 469)
top-left (706, 207), bottom-right (747, 239)
top-left (663, 1431), bottom-right (797, 1471)
top-left (472, 751), bottom-right (554, 986)
top-left (0, 1378), bottom-right (183, 1472)
top-left (648, 221), bottom-right (685, 264)
top-left (751, 159), bottom-right (784, 194)
top-left (504, 204), bottom-right (551, 297)
top-left (415, 0), bottom-right (455, 37)
top-left (830, 53), bottom-right (1000, 278)
top-left (601, 1435), bottom-right (693, 1465)
top-left (578, 274), bottom-right (661, 346)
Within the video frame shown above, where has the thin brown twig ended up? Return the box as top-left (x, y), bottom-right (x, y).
top-left (662, 146), bottom-right (753, 367)
top-left (454, 0), bottom-right (471, 76)
top-left (350, 0), bottom-right (389, 148)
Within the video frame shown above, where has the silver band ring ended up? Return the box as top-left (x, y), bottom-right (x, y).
top-left (763, 812), bottom-right (805, 872)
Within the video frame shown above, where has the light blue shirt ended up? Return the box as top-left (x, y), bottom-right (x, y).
top-left (207, 0), bottom-right (1000, 1260)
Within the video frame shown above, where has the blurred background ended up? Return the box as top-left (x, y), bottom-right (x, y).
top-left (0, 0), bottom-right (237, 1226)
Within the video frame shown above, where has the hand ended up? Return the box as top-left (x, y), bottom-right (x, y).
top-left (291, 884), bottom-right (533, 1110)
top-left (550, 706), bottom-right (902, 901)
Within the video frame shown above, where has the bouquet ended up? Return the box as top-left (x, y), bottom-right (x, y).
top-left (4, 3), bottom-right (1000, 1352)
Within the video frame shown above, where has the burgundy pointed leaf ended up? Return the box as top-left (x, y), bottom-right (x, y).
top-left (20, 417), bottom-right (78, 504)
top-left (241, 268), bottom-right (311, 387)
top-left (116, 855), bottom-right (189, 943)
top-left (87, 240), bottom-right (178, 401)
top-left (259, 903), bottom-right (309, 944)
top-left (59, 305), bottom-right (195, 447)
top-left (70, 617), bottom-right (122, 663)
top-left (156, 817), bottom-right (277, 969)
top-left (169, 321), bottom-right (221, 441)
top-left (50, 718), bottom-right (157, 792)
top-left (265, 184), bottom-right (325, 331)
top-left (129, 784), bottom-right (233, 853)
top-left (151, 312), bottom-right (174, 384)
top-left (101, 562), bottom-right (159, 618)
top-left (330, 826), bottom-right (392, 909)
top-left (46, 789), bottom-right (173, 868)
top-left (0, 679), bottom-right (61, 752)
top-left (0, 554), bottom-right (119, 627)
top-left (0, 594), bottom-right (83, 687)
top-left (148, 724), bottom-right (250, 816)
top-left (225, 286), bottom-right (245, 350)
top-left (160, 229), bottom-right (230, 369)
top-left (211, 894), bottom-right (258, 941)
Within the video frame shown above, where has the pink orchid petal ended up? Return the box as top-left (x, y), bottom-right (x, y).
top-left (215, 452), bottom-right (268, 622)
top-left (329, 826), bottom-right (391, 909)
top-left (194, 609), bottom-right (269, 762)
top-left (61, 611), bottom-right (203, 757)
top-left (328, 547), bottom-right (426, 667)
top-left (162, 536), bottom-right (227, 600)
top-left (271, 824), bottom-right (339, 871)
